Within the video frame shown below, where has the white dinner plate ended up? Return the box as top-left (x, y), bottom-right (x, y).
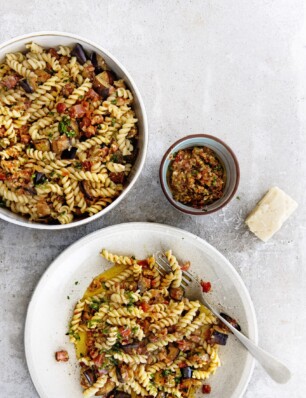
top-left (25, 222), bottom-right (258, 398)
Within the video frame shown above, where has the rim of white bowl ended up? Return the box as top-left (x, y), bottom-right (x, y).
top-left (0, 31), bottom-right (148, 230)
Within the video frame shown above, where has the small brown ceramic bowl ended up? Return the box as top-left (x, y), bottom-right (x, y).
top-left (159, 134), bottom-right (240, 215)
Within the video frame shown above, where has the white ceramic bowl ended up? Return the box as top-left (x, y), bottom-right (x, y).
top-left (25, 222), bottom-right (258, 398)
top-left (0, 32), bottom-right (148, 229)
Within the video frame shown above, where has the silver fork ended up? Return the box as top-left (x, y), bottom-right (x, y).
top-left (155, 251), bottom-right (291, 384)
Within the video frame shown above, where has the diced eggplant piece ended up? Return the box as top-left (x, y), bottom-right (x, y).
top-left (1, 75), bottom-right (20, 89)
top-left (19, 78), bottom-right (34, 93)
top-left (209, 329), bottom-right (229, 346)
top-left (55, 350), bottom-right (69, 362)
top-left (181, 367), bottom-right (193, 379)
top-left (94, 75), bottom-right (110, 90)
top-left (71, 43), bottom-right (87, 65)
top-left (83, 369), bottom-right (96, 386)
top-left (220, 313), bottom-right (241, 331)
top-left (80, 180), bottom-right (93, 201)
top-left (115, 367), bottom-right (124, 383)
top-left (109, 172), bottom-right (125, 184)
top-left (100, 70), bottom-right (115, 85)
top-left (61, 147), bottom-right (77, 160)
top-left (36, 201), bottom-right (51, 217)
top-left (52, 135), bottom-right (70, 154)
top-left (89, 52), bottom-right (102, 74)
top-left (122, 342), bottom-right (141, 354)
top-left (99, 87), bottom-right (110, 100)
top-left (167, 345), bottom-right (180, 362)
top-left (113, 392), bottom-right (131, 398)
top-left (34, 138), bottom-right (50, 152)
top-left (169, 287), bottom-right (184, 301)
top-left (95, 381), bottom-right (116, 396)
top-left (137, 276), bottom-right (151, 293)
top-left (33, 172), bottom-right (46, 185)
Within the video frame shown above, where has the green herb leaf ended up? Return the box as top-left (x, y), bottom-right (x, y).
top-left (111, 99), bottom-right (117, 105)
top-left (89, 302), bottom-right (100, 311)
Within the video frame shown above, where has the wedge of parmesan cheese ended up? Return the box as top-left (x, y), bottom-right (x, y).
top-left (245, 187), bottom-right (298, 242)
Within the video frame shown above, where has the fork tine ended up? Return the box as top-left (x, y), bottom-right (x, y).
top-left (155, 251), bottom-right (193, 287)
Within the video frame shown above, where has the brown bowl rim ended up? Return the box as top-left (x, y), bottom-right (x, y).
top-left (159, 134), bottom-right (240, 215)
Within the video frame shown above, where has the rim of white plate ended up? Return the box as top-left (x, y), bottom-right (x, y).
top-left (24, 222), bottom-right (258, 398)
top-left (0, 32), bottom-right (148, 230)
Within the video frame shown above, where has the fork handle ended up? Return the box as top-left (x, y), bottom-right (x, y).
top-left (201, 299), bottom-right (292, 384)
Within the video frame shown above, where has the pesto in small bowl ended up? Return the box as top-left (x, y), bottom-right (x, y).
top-left (167, 146), bottom-right (226, 209)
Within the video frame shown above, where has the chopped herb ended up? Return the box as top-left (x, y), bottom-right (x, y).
top-left (112, 343), bottom-right (121, 353)
top-left (75, 281), bottom-right (79, 285)
top-left (67, 296), bottom-right (70, 299)
top-left (89, 302), bottom-right (99, 311)
top-left (236, 196), bottom-right (240, 200)
top-left (0, 200), bottom-right (5, 207)
top-left (66, 330), bottom-right (80, 340)
top-left (127, 305), bottom-right (135, 313)
top-left (65, 129), bottom-right (76, 138)
top-left (109, 357), bottom-right (118, 366)
top-left (102, 328), bottom-right (110, 335)
top-left (125, 291), bottom-right (136, 304)
top-left (162, 369), bottom-right (172, 377)
top-left (116, 332), bottom-right (123, 341)
top-left (212, 176), bottom-right (217, 186)
top-left (87, 320), bottom-right (96, 328)
top-left (97, 124), bottom-right (102, 129)
top-left (111, 99), bottom-right (117, 105)
top-left (131, 326), bottom-right (138, 333)
top-left (75, 162), bottom-right (82, 170)
top-left (58, 116), bottom-right (74, 137)
top-left (191, 169), bottom-right (198, 176)
top-left (79, 95), bottom-right (84, 99)
top-left (111, 118), bottom-right (116, 126)
top-left (174, 376), bottom-right (182, 384)
top-left (111, 154), bottom-right (119, 163)
top-left (48, 111), bottom-right (55, 116)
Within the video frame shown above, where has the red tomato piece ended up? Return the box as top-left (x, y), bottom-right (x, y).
top-left (137, 259), bottom-right (149, 266)
top-left (202, 385), bottom-right (211, 394)
top-left (0, 172), bottom-right (7, 180)
top-left (82, 161), bottom-right (92, 171)
top-left (69, 104), bottom-right (86, 119)
top-left (56, 102), bottom-right (67, 114)
top-left (93, 353), bottom-right (105, 367)
top-left (181, 261), bottom-right (191, 271)
top-left (140, 302), bottom-right (150, 312)
top-left (200, 280), bottom-right (211, 293)
top-left (119, 327), bottom-right (131, 338)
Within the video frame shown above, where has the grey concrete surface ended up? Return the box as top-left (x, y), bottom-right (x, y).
top-left (0, 1), bottom-right (306, 397)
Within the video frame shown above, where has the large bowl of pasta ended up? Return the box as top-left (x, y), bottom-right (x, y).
top-left (0, 32), bottom-right (148, 229)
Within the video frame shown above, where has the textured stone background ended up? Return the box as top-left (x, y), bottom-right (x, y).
top-left (0, 1), bottom-right (305, 397)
